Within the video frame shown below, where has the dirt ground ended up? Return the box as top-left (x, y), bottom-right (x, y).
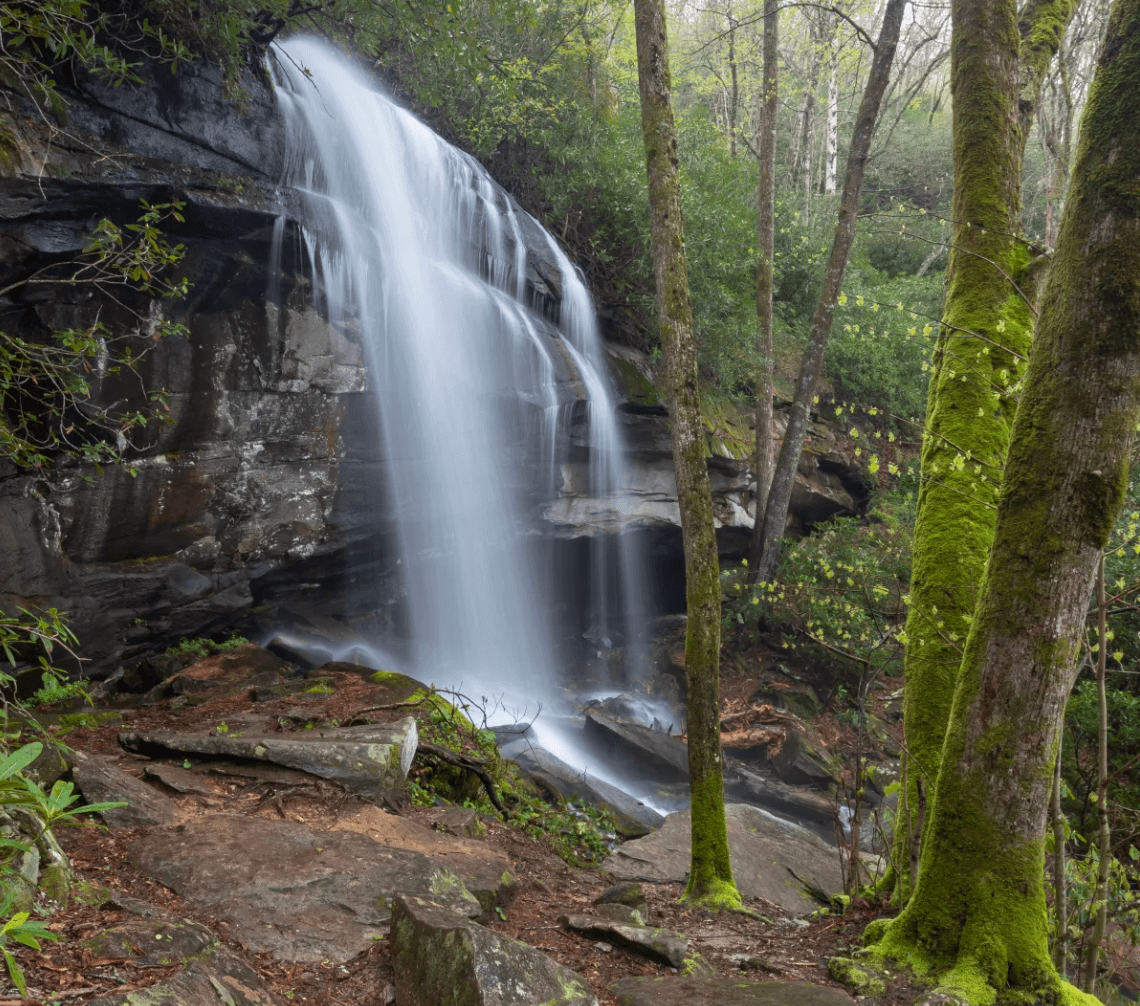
top-left (6, 655), bottom-right (921, 1006)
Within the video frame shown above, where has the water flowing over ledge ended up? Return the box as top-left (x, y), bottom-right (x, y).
top-left (269, 37), bottom-right (650, 718)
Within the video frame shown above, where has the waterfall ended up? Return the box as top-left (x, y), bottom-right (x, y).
top-left (268, 37), bottom-right (649, 716)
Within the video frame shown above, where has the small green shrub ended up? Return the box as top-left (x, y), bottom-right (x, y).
top-left (165, 632), bottom-right (248, 661)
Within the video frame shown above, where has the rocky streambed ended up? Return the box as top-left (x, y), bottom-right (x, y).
top-left (4, 643), bottom-right (913, 1006)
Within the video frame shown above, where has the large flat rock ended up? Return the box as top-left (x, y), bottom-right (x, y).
top-left (609, 977), bottom-right (853, 1006)
top-left (392, 895), bottom-right (598, 1006)
top-left (120, 716), bottom-right (418, 804)
top-left (602, 804), bottom-right (842, 915)
top-left (129, 815), bottom-right (509, 963)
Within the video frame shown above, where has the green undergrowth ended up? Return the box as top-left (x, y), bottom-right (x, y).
top-left (164, 632), bottom-right (248, 662)
top-left (401, 690), bottom-right (619, 869)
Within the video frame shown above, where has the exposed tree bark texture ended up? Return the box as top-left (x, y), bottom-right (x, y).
top-left (631, 0), bottom-right (740, 912)
top-left (868, 4), bottom-right (1140, 999)
top-left (752, 0), bottom-right (907, 585)
top-left (889, 0), bottom-right (1077, 905)
top-left (747, 0), bottom-right (778, 580)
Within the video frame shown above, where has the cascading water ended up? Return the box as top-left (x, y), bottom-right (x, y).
top-left (268, 37), bottom-right (652, 742)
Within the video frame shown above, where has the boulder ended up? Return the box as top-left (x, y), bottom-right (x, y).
top-left (128, 815), bottom-right (509, 964)
top-left (71, 751), bottom-right (177, 828)
top-left (608, 977), bottom-right (856, 1006)
top-left (583, 704), bottom-right (689, 782)
top-left (560, 914), bottom-right (686, 968)
top-left (602, 805), bottom-right (843, 915)
top-left (391, 895), bottom-right (598, 1006)
top-left (119, 716), bottom-right (418, 804)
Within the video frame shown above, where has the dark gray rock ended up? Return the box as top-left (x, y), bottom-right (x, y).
top-left (129, 815), bottom-right (501, 964)
top-left (391, 895), bottom-right (598, 1006)
top-left (120, 716), bottom-right (418, 804)
top-left (602, 804), bottom-right (843, 916)
top-left (71, 751), bottom-right (176, 827)
top-left (560, 914), bottom-right (686, 968)
top-left (583, 703), bottom-right (689, 781)
top-left (608, 977), bottom-right (855, 1006)
top-left (595, 883), bottom-right (649, 921)
top-left (596, 903), bottom-right (643, 925)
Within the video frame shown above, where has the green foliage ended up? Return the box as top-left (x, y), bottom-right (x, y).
top-left (164, 632), bottom-right (248, 661)
top-left (406, 690), bottom-right (618, 869)
top-left (724, 485), bottom-right (915, 680)
top-left (0, 0), bottom-right (192, 115)
top-left (828, 270), bottom-right (942, 420)
top-left (0, 200), bottom-right (189, 473)
top-left (0, 904), bottom-right (59, 996)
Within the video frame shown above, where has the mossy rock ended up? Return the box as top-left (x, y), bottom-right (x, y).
top-left (392, 895), bottom-right (596, 1006)
top-left (827, 956), bottom-right (886, 996)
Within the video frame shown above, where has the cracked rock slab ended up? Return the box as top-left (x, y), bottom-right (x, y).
top-left (119, 716), bottom-right (418, 804)
top-left (392, 895), bottom-right (598, 1006)
top-left (129, 815), bottom-right (501, 964)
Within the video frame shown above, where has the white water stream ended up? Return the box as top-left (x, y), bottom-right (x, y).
top-left (268, 39), bottom-right (662, 806)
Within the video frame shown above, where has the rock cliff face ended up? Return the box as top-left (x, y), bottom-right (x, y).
top-left (0, 55), bottom-right (867, 677)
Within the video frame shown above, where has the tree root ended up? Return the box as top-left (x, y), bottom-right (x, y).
top-left (414, 742), bottom-right (507, 818)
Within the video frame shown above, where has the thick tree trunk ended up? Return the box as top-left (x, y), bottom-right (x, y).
top-left (753, 0), bottom-right (907, 584)
top-left (632, 0), bottom-right (740, 911)
top-left (748, 0), bottom-right (778, 577)
top-left (868, 4), bottom-right (1140, 998)
top-left (890, 0), bottom-right (1077, 905)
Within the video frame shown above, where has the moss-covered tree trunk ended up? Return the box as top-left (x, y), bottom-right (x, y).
top-left (868, 3), bottom-right (1140, 999)
top-left (753, 0), bottom-right (906, 584)
top-left (632, 0), bottom-right (740, 911)
top-left (890, 0), bottom-right (1077, 904)
top-left (748, 0), bottom-right (778, 578)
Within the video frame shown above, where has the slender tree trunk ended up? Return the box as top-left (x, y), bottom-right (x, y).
top-left (748, 0), bottom-right (778, 578)
top-left (1050, 719), bottom-right (1068, 976)
top-left (753, 0), bottom-right (907, 585)
top-left (868, 5), bottom-right (1140, 998)
top-left (632, 0), bottom-right (741, 912)
top-left (790, 14), bottom-right (822, 191)
top-left (1082, 552), bottom-right (1111, 993)
top-left (825, 28), bottom-right (839, 195)
top-left (728, 13), bottom-right (738, 157)
top-left (889, 0), bottom-right (1078, 905)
